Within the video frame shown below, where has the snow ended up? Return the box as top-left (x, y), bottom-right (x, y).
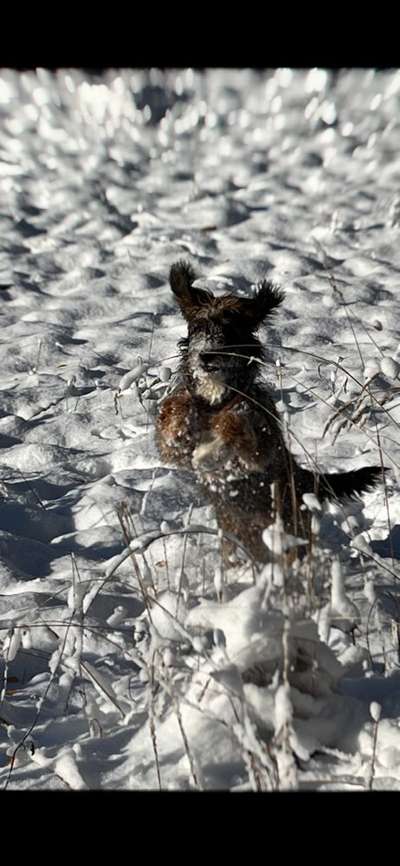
top-left (1, 68), bottom-right (400, 789)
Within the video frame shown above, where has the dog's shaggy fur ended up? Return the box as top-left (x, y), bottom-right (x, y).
top-left (156, 260), bottom-right (381, 563)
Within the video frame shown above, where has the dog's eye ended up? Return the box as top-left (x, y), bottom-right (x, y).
top-left (188, 323), bottom-right (204, 337)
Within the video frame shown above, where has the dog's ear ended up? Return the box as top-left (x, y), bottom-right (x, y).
top-left (170, 260), bottom-right (213, 320)
top-left (240, 279), bottom-right (285, 329)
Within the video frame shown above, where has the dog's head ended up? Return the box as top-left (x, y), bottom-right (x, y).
top-left (169, 260), bottom-right (284, 405)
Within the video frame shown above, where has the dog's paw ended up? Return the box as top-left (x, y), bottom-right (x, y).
top-left (192, 435), bottom-right (224, 471)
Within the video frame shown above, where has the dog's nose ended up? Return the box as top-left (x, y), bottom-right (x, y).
top-left (199, 351), bottom-right (222, 370)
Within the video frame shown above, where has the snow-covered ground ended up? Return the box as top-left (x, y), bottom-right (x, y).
top-left (1, 68), bottom-right (400, 790)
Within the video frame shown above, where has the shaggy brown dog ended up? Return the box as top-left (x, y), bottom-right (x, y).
top-left (156, 260), bottom-right (381, 563)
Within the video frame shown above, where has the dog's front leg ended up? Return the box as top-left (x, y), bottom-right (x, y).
top-left (156, 387), bottom-right (198, 468)
top-left (193, 409), bottom-right (265, 476)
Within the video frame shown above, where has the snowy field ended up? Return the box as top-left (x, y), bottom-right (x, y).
top-left (1, 68), bottom-right (400, 790)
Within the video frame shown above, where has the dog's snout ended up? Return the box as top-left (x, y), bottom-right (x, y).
top-left (199, 351), bottom-right (223, 370)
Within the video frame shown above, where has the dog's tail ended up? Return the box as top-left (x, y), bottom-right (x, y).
top-left (318, 465), bottom-right (383, 501)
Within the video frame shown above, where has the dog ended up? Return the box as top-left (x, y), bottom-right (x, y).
top-left (156, 260), bottom-right (381, 564)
